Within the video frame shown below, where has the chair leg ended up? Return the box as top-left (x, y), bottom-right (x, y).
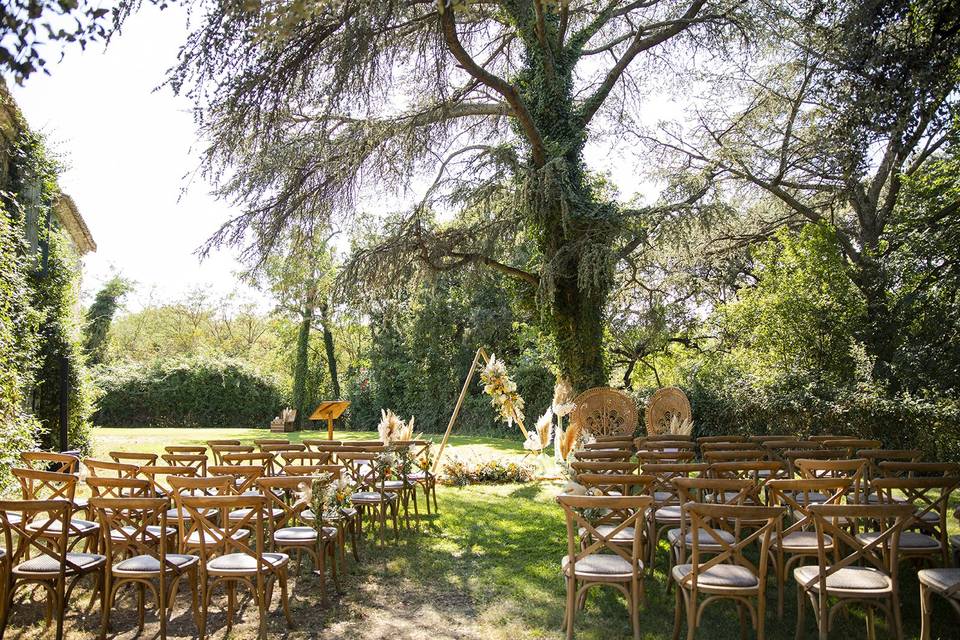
top-left (891, 593), bottom-right (904, 640)
top-left (919, 583), bottom-right (932, 640)
top-left (794, 585), bottom-right (805, 640)
top-left (631, 577), bottom-right (640, 640)
top-left (564, 576), bottom-right (575, 640)
top-left (685, 589), bottom-right (696, 640)
top-left (672, 584), bottom-right (683, 640)
top-left (865, 606), bottom-right (876, 640)
top-left (280, 571), bottom-right (293, 628)
top-left (188, 567), bottom-right (201, 632)
top-left (757, 591), bottom-right (767, 640)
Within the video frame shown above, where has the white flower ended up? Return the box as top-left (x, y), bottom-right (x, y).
top-left (561, 481), bottom-right (587, 495)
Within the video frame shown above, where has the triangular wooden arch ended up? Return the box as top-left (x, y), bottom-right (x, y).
top-left (432, 346), bottom-right (529, 472)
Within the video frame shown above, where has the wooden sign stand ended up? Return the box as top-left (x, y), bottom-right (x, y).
top-left (309, 401), bottom-right (351, 440)
top-left (432, 346), bottom-right (528, 472)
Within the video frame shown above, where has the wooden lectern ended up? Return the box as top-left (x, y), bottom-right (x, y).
top-left (309, 401), bottom-right (351, 440)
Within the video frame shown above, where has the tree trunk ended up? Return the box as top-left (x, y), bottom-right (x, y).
top-left (292, 305), bottom-right (312, 428)
top-left (320, 304), bottom-right (341, 398)
top-left (852, 258), bottom-right (899, 387)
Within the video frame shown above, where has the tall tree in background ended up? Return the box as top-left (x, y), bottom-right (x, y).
top-left (247, 231), bottom-right (339, 427)
top-left (650, 0), bottom-right (960, 386)
top-left (170, 0), bottom-right (741, 391)
top-left (84, 275), bottom-right (132, 366)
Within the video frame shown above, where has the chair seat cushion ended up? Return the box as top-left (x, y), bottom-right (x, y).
top-left (653, 491), bottom-right (676, 503)
top-left (773, 531), bottom-right (833, 551)
top-left (857, 530), bottom-right (939, 549)
top-left (274, 526), bottom-right (335, 542)
top-left (28, 518), bottom-right (98, 535)
top-left (15, 552), bottom-right (105, 575)
top-left (301, 507), bottom-right (358, 522)
top-left (351, 491), bottom-right (397, 503)
top-left (206, 552), bottom-right (288, 574)
top-left (667, 528), bottom-right (736, 547)
top-left (794, 565), bottom-right (891, 592)
top-left (562, 554), bottom-right (641, 578)
top-left (382, 480), bottom-right (406, 490)
top-left (406, 472), bottom-right (427, 481)
top-left (184, 529), bottom-right (250, 546)
top-left (672, 563), bottom-right (759, 589)
top-left (165, 507), bottom-right (217, 521)
top-left (227, 507), bottom-right (284, 521)
top-left (655, 505), bottom-right (686, 522)
top-left (114, 553), bottom-right (197, 574)
top-left (112, 525), bottom-right (177, 542)
top-left (950, 534), bottom-right (960, 550)
top-left (918, 568), bottom-right (960, 594)
top-left (579, 525), bottom-right (638, 543)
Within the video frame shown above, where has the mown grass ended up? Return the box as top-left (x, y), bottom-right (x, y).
top-left (2, 427), bottom-right (954, 638)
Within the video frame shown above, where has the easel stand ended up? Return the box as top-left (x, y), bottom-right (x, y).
top-left (432, 346), bottom-right (528, 473)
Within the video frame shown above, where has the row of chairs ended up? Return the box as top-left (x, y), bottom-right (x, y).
top-left (0, 439), bottom-right (440, 639)
top-left (560, 433), bottom-right (959, 640)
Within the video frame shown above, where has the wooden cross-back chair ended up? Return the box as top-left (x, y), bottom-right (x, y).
top-left (702, 450), bottom-right (770, 466)
top-left (396, 441), bottom-right (439, 515)
top-left (783, 449), bottom-right (847, 477)
top-left (766, 478), bottom-right (853, 618)
top-left (668, 478), bottom-right (762, 587)
top-left (260, 443), bottom-right (306, 456)
top-left (20, 451), bottom-right (80, 475)
top-left (90, 496), bottom-right (200, 639)
top-left (338, 451), bottom-right (399, 547)
top-left (699, 441), bottom-right (763, 453)
top-left (571, 461), bottom-right (639, 476)
top-left (748, 435), bottom-right (799, 444)
top-left (220, 452), bottom-right (277, 476)
top-left (0, 499), bottom-right (106, 640)
top-left (296, 465), bottom-right (361, 566)
top-left (161, 453), bottom-right (208, 476)
top-left (83, 458), bottom-right (139, 480)
top-left (576, 473), bottom-right (655, 497)
top-left (255, 475), bottom-right (340, 604)
top-left (208, 465), bottom-right (265, 496)
top-left (671, 502), bottom-right (784, 640)
top-left (707, 460), bottom-right (786, 492)
top-left (763, 440), bottom-right (822, 463)
top-left (86, 476), bottom-right (154, 502)
top-left (165, 445), bottom-right (206, 455)
top-left (878, 461), bottom-right (960, 478)
top-left (12, 468), bottom-right (99, 553)
top-left (636, 450), bottom-right (696, 465)
top-left (794, 458), bottom-right (867, 505)
top-left (918, 566), bottom-right (960, 640)
top-left (209, 444), bottom-right (254, 466)
top-left (809, 435), bottom-right (855, 444)
top-left (794, 503), bottom-right (912, 640)
top-left (634, 439), bottom-right (696, 452)
top-left (642, 462), bottom-right (709, 570)
top-left (137, 465), bottom-right (198, 501)
top-left (279, 452), bottom-right (331, 471)
top-left (302, 439), bottom-right (342, 452)
top-left (582, 440), bottom-right (633, 451)
top-left (858, 449), bottom-right (923, 487)
top-left (818, 439), bottom-right (882, 458)
top-left (573, 449), bottom-right (634, 462)
top-left (556, 494), bottom-right (652, 640)
top-left (253, 438), bottom-right (289, 448)
top-left (869, 476), bottom-right (960, 566)
top-left (110, 451), bottom-right (159, 467)
top-left (167, 475), bottom-right (236, 537)
top-left (179, 494), bottom-right (292, 639)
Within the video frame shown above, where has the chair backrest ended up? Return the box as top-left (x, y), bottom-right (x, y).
top-left (819, 438), bottom-right (882, 457)
top-left (677, 503), bottom-right (784, 592)
top-left (0, 499), bottom-right (73, 575)
top-left (700, 441), bottom-right (763, 453)
top-left (179, 495), bottom-right (270, 567)
top-left (161, 453), bottom-right (208, 475)
top-left (635, 450), bottom-right (696, 465)
top-left (279, 451), bottom-right (331, 470)
top-left (571, 387), bottom-right (638, 438)
top-left (783, 449), bottom-right (846, 475)
top-left (110, 451), bottom-right (158, 466)
top-left (702, 450), bottom-right (769, 464)
top-left (206, 440), bottom-right (242, 446)
top-left (870, 476), bottom-right (960, 548)
top-left (747, 435), bottom-right (798, 443)
top-left (767, 478), bottom-right (852, 539)
top-left (165, 445), bottom-right (207, 455)
top-left (643, 463), bottom-right (710, 506)
top-left (86, 476), bottom-right (154, 500)
top-left (208, 465), bottom-right (265, 494)
top-left (570, 461), bottom-right (640, 475)
top-left (83, 458), bottom-right (139, 479)
top-left (556, 494), bottom-right (652, 575)
top-left (253, 438), bottom-right (289, 447)
top-left (809, 434), bottom-right (855, 443)
top-left (707, 461), bottom-right (785, 487)
top-left (338, 451), bottom-right (383, 489)
top-left (209, 444), bottom-right (255, 465)
top-left (12, 467), bottom-right (77, 502)
top-left (696, 435), bottom-right (748, 445)
top-left (634, 440), bottom-right (696, 453)
top-left (858, 449), bottom-right (923, 483)
top-left (576, 473), bottom-right (655, 496)
top-left (136, 465), bottom-right (198, 497)
top-left (803, 503), bottom-right (912, 594)
top-left (303, 439), bottom-right (342, 451)
top-left (673, 477), bottom-right (760, 506)
top-left (168, 474), bottom-right (234, 499)
top-left (90, 497), bottom-right (171, 569)
top-left (255, 475), bottom-right (327, 529)
top-left (878, 461), bottom-right (958, 478)
top-left (582, 441), bottom-right (633, 451)
top-left (795, 458), bottom-right (866, 499)
top-left (260, 443), bottom-right (306, 455)
top-left (20, 451), bottom-right (80, 474)
top-left (220, 452), bottom-right (277, 476)
top-left (572, 449), bottom-right (634, 462)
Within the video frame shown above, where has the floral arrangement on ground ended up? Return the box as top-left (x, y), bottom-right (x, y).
top-left (441, 455), bottom-right (535, 487)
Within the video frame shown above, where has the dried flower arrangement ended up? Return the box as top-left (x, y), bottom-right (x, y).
top-left (479, 354), bottom-right (525, 426)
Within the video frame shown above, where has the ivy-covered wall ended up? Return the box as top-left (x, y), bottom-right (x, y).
top-left (0, 84), bottom-right (95, 490)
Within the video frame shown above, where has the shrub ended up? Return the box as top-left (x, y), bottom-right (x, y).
top-left (94, 357), bottom-right (286, 428)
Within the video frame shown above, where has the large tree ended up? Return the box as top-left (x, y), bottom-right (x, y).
top-left (170, 0), bottom-right (740, 391)
top-left (647, 0), bottom-right (960, 385)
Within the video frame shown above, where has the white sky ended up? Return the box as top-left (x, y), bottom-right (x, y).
top-left (6, 4), bottom-right (267, 311)
top-left (5, 5), bottom-right (677, 314)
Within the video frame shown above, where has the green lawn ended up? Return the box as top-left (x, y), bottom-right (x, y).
top-left (4, 427), bottom-right (953, 638)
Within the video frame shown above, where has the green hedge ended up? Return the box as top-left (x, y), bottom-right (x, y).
top-left (634, 379), bottom-right (960, 464)
top-left (94, 357), bottom-right (286, 428)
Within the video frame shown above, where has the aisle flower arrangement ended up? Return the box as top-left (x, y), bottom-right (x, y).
top-left (441, 456), bottom-right (535, 487)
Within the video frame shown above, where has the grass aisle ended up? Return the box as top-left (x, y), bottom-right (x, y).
top-left (7, 427), bottom-right (950, 638)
